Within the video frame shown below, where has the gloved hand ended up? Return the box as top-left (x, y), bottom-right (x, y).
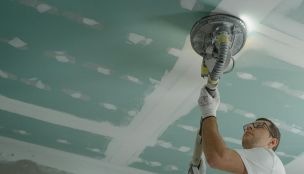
top-left (198, 86), bottom-right (220, 118)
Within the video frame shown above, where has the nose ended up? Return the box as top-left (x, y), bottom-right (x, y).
top-left (245, 124), bottom-right (253, 131)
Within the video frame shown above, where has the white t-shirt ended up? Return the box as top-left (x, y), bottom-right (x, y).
top-left (235, 148), bottom-right (286, 174)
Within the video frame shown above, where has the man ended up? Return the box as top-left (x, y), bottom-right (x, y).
top-left (188, 86), bottom-right (286, 174)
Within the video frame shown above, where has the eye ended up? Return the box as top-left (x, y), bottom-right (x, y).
top-left (254, 122), bottom-right (266, 129)
top-left (256, 124), bottom-right (264, 128)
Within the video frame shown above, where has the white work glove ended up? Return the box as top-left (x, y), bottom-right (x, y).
top-left (198, 86), bottom-right (220, 118)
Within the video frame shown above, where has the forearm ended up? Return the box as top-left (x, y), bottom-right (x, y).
top-left (201, 116), bottom-right (227, 165)
top-left (197, 86), bottom-right (246, 173)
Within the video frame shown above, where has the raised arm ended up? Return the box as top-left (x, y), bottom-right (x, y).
top-left (198, 86), bottom-right (247, 174)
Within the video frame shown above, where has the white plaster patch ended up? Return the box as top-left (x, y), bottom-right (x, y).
top-left (290, 127), bottom-right (302, 134)
top-left (127, 33), bottom-right (152, 46)
top-left (62, 89), bottom-right (90, 101)
top-left (165, 165), bottom-right (179, 171)
top-left (0, 69), bottom-right (17, 80)
top-left (244, 112), bottom-right (256, 119)
top-left (137, 158), bottom-right (162, 167)
top-left (123, 75), bottom-right (143, 84)
top-left (18, 0), bottom-right (103, 30)
top-left (36, 3), bottom-right (52, 13)
top-left (56, 139), bottom-right (70, 145)
top-left (223, 137), bottom-right (242, 145)
top-left (55, 55), bottom-right (69, 63)
top-left (177, 124), bottom-right (196, 132)
top-left (272, 120), bottom-right (281, 127)
top-left (156, 140), bottom-right (190, 153)
top-left (149, 161), bottom-right (162, 167)
top-left (46, 51), bottom-right (75, 64)
top-left (270, 118), bottom-right (304, 136)
top-left (21, 78), bottom-right (51, 91)
top-left (35, 80), bottom-right (47, 89)
top-left (0, 70), bottom-right (9, 78)
top-left (218, 102), bottom-right (257, 119)
top-left (234, 109), bottom-right (257, 119)
top-left (97, 67), bottom-right (111, 75)
top-left (82, 18), bottom-right (99, 26)
top-left (8, 37), bottom-right (27, 48)
top-left (263, 81), bottom-right (304, 100)
top-left (101, 103), bottom-right (117, 111)
top-left (157, 140), bottom-right (172, 149)
top-left (178, 146), bottom-right (191, 152)
top-left (180, 0), bottom-right (197, 11)
top-left (14, 130), bottom-right (30, 135)
top-left (83, 63), bottom-right (111, 75)
top-left (86, 148), bottom-right (102, 153)
top-left (264, 81), bottom-right (284, 89)
top-left (167, 48), bottom-right (182, 57)
top-left (71, 93), bottom-right (81, 98)
top-left (236, 72), bottom-right (257, 80)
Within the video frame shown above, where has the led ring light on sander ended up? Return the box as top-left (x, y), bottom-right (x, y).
top-left (190, 14), bottom-right (247, 96)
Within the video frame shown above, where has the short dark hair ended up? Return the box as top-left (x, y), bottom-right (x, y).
top-left (256, 117), bottom-right (281, 151)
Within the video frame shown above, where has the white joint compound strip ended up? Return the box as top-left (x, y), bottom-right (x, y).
top-left (104, 35), bottom-right (203, 165)
top-left (0, 136), bottom-right (156, 174)
top-left (0, 95), bottom-right (122, 138)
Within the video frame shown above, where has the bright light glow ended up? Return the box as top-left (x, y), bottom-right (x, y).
top-left (240, 15), bottom-right (256, 32)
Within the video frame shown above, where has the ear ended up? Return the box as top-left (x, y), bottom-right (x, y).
top-left (268, 137), bottom-right (278, 149)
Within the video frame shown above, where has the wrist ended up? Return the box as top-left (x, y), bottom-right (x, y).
top-left (201, 110), bottom-right (217, 118)
top-left (202, 115), bottom-right (216, 121)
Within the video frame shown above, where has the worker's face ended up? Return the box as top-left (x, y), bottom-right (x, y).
top-left (242, 120), bottom-right (278, 150)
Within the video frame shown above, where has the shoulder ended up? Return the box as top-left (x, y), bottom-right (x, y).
top-left (236, 147), bottom-right (272, 157)
top-left (272, 152), bottom-right (286, 174)
top-left (235, 148), bottom-right (286, 174)
top-left (236, 148), bottom-right (276, 164)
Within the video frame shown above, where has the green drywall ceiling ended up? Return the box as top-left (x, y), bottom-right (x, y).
top-left (0, 110), bottom-right (111, 159)
top-left (1, 0), bottom-right (304, 174)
